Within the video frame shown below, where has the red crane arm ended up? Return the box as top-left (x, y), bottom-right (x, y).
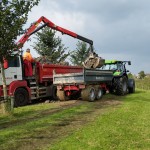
top-left (17, 16), bottom-right (93, 48)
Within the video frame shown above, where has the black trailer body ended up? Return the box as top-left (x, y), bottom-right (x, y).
top-left (53, 69), bottom-right (113, 101)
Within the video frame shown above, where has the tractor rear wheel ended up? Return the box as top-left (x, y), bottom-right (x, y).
top-left (115, 76), bottom-right (128, 95)
top-left (81, 87), bottom-right (96, 102)
top-left (57, 90), bottom-right (69, 101)
top-left (128, 79), bottom-right (135, 93)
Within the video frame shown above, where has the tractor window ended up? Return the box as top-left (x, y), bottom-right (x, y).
top-left (101, 64), bottom-right (117, 70)
top-left (117, 63), bottom-right (124, 71)
top-left (8, 57), bottom-right (20, 67)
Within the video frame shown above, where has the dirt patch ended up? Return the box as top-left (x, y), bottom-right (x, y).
top-left (13, 98), bottom-right (122, 150)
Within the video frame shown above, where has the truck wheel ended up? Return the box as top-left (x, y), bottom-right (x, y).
top-left (14, 88), bottom-right (29, 107)
top-left (115, 76), bottom-right (128, 96)
top-left (81, 87), bottom-right (96, 102)
top-left (52, 85), bottom-right (58, 100)
top-left (128, 79), bottom-right (135, 93)
top-left (96, 88), bottom-right (103, 100)
top-left (57, 90), bottom-right (69, 101)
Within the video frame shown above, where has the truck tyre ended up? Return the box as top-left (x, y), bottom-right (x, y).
top-left (57, 90), bottom-right (69, 101)
top-left (96, 88), bottom-right (103, 100)
top-left (81, 87), bottom-right (96, 102)
top-left (51, 85), bottom-right (58, 100)
top-left (14, 88), bottom-right (29, 107)
top-left (115, 76), bottom-right (128, 96)
top-left (128, 79), bottom-right (135, 93)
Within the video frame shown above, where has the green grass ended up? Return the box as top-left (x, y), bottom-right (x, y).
top-left (0, 90), bottom-right (150, 150)
top-left (49, 90), bottom-right (150, 150)
top-left (0, 102), bottom-right (94, 150)
top-left (135, 76), bottom-right (150, 90)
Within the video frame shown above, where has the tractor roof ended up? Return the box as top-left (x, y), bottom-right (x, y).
top-left (105, 60), bottom-right (122, 64)
top-left (105, 60), bottom-right (131, 65)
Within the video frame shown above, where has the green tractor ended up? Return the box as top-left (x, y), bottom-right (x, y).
top-left (100, 60), bottom-right (135, 95)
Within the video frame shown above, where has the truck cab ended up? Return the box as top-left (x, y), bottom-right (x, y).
top-left (0, 55), bottom-right (23, 86)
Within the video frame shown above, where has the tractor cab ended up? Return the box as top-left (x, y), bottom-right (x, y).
top-left (100, 60), bottom-right (131, 76)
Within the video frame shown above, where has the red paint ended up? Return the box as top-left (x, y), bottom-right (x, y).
top-left (9, 80), bottom-right (31, 98)
top-left (37, 63), bottom-right (83, 83)
top-left (0, 86), bottom-right (2, 96)
top-left (64, 85), bottom-right (80, 91)
top-left (23, 60), bottom-right (33, 77)
top-left (18, 16), bottom-right (78, 47)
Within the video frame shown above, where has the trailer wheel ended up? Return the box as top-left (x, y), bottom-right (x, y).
top-left (96, 88), bottom-right (103, 100)
top-left (57, 90), bottom-right (69, 101)
top-left (81, 87), bottom-right (96, 102)
top-left (14, 88), bottom-right (29, 107)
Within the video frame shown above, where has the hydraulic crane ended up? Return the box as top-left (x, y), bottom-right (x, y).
top-left (17, 16), bottom-right (104, 69)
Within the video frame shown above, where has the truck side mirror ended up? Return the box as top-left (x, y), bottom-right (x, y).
top-left (3, 59), bottom-right (8, 69)
top-left (128, 61), bottom-right (131, 65)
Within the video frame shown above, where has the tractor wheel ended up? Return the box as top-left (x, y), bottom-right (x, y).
top-left (96, 88), bottom-right (103, 100)
top-left (128, 79), bottom-right (135, 93)
top-left (14, 88), bottom-right (29, 107)
top-left (81, 87), bottom-right (96, 102)
top-left (57, 90), bottom-right (69, 101)
top-left (115, 76), bottom-right (128, 96)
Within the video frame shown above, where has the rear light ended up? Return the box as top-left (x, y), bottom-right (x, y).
top-left (79, 84), bottom-right (85, 89)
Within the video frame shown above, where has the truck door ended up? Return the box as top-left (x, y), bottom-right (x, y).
top-left (4, 56), bottom-right (23, 85)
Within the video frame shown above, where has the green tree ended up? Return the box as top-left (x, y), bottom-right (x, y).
top-left (0, 0), bottom-right (40, 114)
top-left (138, 71), bottom-right (146, 79)
top-left (128, 73), bottom-right (134, 79)
top-left (70, 41), bottom-right (90, 66)
top-left (33, 27), bottom-right (69, 64)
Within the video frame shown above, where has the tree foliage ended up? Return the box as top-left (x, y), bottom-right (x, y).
top-left (128, 73), bottom-right (134, 79)
top-left (70, 41), bottom-right (91, 66)
top-left (0, 0), bottom-right (40, 114)
top-left (138, 71), bottom-right (146, 79)
top-left (33, 27), bottom-right (69, 63)
top-left (0, 0), bottom-right (40, 61)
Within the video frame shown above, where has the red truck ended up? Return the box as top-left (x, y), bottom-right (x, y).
top-left (0, 16), bottom-right (103, 107)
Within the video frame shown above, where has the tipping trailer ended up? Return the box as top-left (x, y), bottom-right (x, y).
top-left (53, 69), bottom-right (113, 101)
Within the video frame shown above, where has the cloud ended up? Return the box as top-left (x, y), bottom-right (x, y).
top-left (20, 0), bottom-right (150, 74)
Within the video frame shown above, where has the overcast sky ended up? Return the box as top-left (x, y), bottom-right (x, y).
top-left (22, 0), bottom-right (150, 74)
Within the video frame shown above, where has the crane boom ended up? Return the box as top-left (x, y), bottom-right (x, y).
top-left (17, 16), bottom-right (104, 68)
top-left (18, 16), bottom-right (93, 48)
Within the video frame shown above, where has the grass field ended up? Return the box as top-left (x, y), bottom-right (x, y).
top-left (135, 76), bottom-right (150, 90)
top-left (0, 90), bottom-right (150, 150)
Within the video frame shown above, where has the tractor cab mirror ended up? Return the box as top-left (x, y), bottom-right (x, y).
top-left (126, 70), bottom-right (129, 72)
top-left (128, 61), bottom-right (131, 65)
top-left (3, 59), bottom-right (8, 69)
